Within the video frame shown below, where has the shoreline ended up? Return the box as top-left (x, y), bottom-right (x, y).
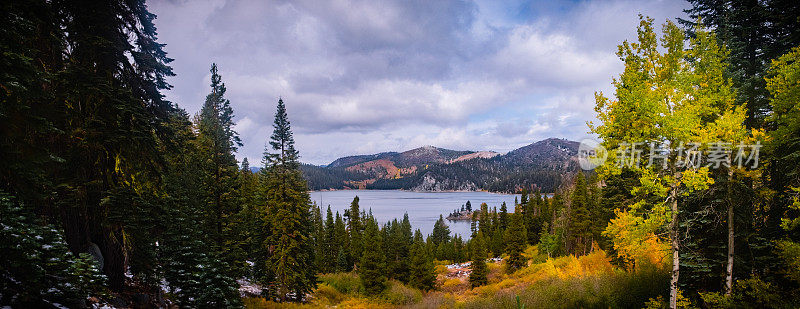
top-left (310, 188), bottom-right (530, 195)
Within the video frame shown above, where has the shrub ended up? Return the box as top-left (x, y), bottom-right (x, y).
top-left (314, 283), bottom-right (346, 303)
top-left (700, 277), bottom-right (794, 309)
top-left (383, 280), bottom-right (422, 305)
top-left (318, 272), bottom-right (364, 296)
top-left (459, 260), bottom-right (669, 308)
top-left (434, 264), bottom-right (449, 275)
top-left (441, 278), bottom-right (466, 293)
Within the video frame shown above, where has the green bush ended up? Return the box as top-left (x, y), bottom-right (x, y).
top-left (383, 280), bottom-right (422, 305)
top-left (700, 277), bottom-right (797, 309)
top-left (314, 283), bottom-right (346, 303)
top-left (318, 272), bottom-right (364, 296)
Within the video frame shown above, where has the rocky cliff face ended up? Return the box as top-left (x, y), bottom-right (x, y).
top-left (411, 173), bottom-right (479, 192)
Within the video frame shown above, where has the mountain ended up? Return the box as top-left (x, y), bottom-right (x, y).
top-left (299, 138), bottom-right (580, 193)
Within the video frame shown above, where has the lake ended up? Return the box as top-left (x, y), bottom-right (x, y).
top-left (309, 190), bottom-right (519, 238)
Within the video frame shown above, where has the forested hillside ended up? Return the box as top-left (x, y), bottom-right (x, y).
top-left (301, 138), bottom-right (580, 193)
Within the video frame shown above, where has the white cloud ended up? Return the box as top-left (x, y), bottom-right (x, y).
top-left (149, 0), bottom-right (688, 165)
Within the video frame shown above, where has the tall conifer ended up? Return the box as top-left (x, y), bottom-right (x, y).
top-left (469, 233), bottom-right (488, 287)
top-left (259, 98), bottom-right (316, 301)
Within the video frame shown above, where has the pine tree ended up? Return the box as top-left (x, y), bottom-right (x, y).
top-left (0, 192), bottom-right (108, 307)
top-left (241, 157), bottom-right (250, 172)
top-left (767, 45), bottom-right (800, 287)
top-left (452, 235), bottom-right (468, 263)
top-left (359, 217), bottom-right (387, 295)
top-left (505, 206), bottom-right (528, 272)
top-left (44, 0), bottom-right (177, 289)
top-left (524, 196), bottom-right (538, 245)
top-left (470, 211), bottom-right (479, 237)
top-left (490, 224), bottom-right (504, 257)
top-left (431, 215), bottom-right (451, 245)
top-left (160, 122), bottom-right (243, 307)
top-left (386, 214), bottom-right (413, 281)
top-left (466, 200), bottom-right (472, 212)
top-left (469, 233), bottom-right (489, 288)
top-left (499, 202), bottom-right (509, 231)
top-left (334, 212), bottom-right (351, 272)
top-left (195, 63), bottom-right (244, 275)
top-left (322, 206), bottom-right (337, 273)
top-left (681, 0), bottom-right (800, 129)
top-left (567, 173), bottom-right (592, 255)
top-left (409, 230), bottom-right (436, 291)
top-left (259, 98), bottom-right (316, 301)
top-left (347, 196), bottom-right (363, 269)
top-left (478, 203), bottom-right (490, 236)
top-left (312, 204), bottom-right (325, 273)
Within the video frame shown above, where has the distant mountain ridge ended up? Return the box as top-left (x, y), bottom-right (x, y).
top-left (299, 138), bottom-right (580, 193)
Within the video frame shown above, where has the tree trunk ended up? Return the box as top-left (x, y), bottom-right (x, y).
top-left (725, 201), bottom-right (734, 295)
top-left (725, 167), bottom-right (734, 295)
top-left (669, 186), bottom-right (679, 309)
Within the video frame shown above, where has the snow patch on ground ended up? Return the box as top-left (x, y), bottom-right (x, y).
top-left (238, 278), bottom-right (262, 297)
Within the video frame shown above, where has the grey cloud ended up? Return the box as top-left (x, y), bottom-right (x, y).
top-left (149, 0), bottom-right (687, 165)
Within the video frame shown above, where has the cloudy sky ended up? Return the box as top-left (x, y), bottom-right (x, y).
top-left (150, 0), bottom-right (688, 166)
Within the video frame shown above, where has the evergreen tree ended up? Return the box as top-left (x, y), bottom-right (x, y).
top-left (409, 230), bottom-right (436, 291)
top-left (236, 154), bottom-right (262, 260)
top-left (386, 214), bottom-right (413, 281)
top-left (499, 202), bottom-right (509, 231)
top-left (334, 212), bottom-right (351, 272)
top-left (241, 157), bottom-right (250, 172)
top-left (195, 63), bottom-right (244, 274)
top-left (431, 215), bottom-right (452, 245)
top-left (452, 235), bottom-right (468, 263)
top-left (359, 217), bottom-right (387, 295)
top-left (469, 233), bottom-right (489, 288)
top-left (520, 189), bottom-right (529, 205)
top-left (470, 211), bottom-right (479, 237)
top-left (524, 196), bottom-right (538, 245)
top-left (490, 224), bottom-right (505, 257)
top-left (312, 204), bottom-right (325, 273)
top-left (767, 45), bottom-right (800, 288)
top-left (586, 173), bottom-right (608, 250)
top-left (681, 0), bottom-right (800, 129)
top-left (466, 200), bottom-right (472, 212)
top-left (0, 192), bottom-right (108, 307)
top-left (347, 196), bottom-right (363, 269)
top-left (567, 173), bottom-right (592, 255)
top-left (478, 203), bottom-right (490, 235)
top-left (33, 0), bottom-right (177, 289)
top-left (505, 206), bottom-right (528, 272)
top-left (322, 206), bottom-right (337, 273)
top-left (259, 98), bottom-right (316, 301)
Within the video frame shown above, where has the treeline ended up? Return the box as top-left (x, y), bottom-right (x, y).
top-left (0, 0), bottom-right (317, 307)
top-left (308, 197), bottom-right (441, 294)
top-left (300, 164), bottom-right (371, 190)
top-left (302, 158), bottom-right (569, 193)
top-left (306, 177), bottom-right (607, 294)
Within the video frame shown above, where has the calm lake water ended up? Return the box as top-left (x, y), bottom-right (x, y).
top-left (309, 190), bottom-right (519, 238)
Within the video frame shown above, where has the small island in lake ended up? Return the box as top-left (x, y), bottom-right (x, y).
top-left (446, 200), bottom-right (476, 221)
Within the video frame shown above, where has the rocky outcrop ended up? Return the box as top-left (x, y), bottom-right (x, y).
top-left (411, 173), bottom-right (478, 192)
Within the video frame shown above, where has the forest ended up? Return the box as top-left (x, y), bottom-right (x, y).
top-left (1, 0), bottom-right (799, 308)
